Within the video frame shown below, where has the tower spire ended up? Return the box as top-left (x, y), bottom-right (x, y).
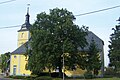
top-left (27, 4), bottom-right (30, 14)
top-left (18, 4), bottom-right (31, 31)
top-left (25, 4), bottom-right (30, 23)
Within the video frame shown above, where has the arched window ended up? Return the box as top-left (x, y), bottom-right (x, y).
top-left (21, 33), bottom-right (24, 38)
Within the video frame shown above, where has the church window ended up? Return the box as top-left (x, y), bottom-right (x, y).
top-left (21, 33), bottom-right (24, 38)
top-left (14, 55), bottom-right (17, 58)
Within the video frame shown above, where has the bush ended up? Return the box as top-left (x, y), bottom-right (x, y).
top-left (51, 72), bottom-right (59, 78)
top-left (31, 71), bottom-right (51, 76)
top-left (104, 67), bottom-right (115, 75)
top-left (25, 78), bottom-right (33, 80)
top-left (104, 67), bottom-right (119, 78)
top-left (84, 71), bottom-right (94, 79)
top-left (37, 72), bottom-right (50, 76)
top-left (53, 78), bottom-right (62, 80)
top-left (8, 75), bottom-right (25, 79)
top-left (8, 75), bottom-right (38, 80)
top-left (25, 75), bottom-right (37, 80)
top-left (35, 76), bottom-right (52, 80)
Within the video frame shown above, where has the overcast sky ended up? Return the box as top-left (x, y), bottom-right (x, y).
top-left (0, 0), bottom-right (120, 67)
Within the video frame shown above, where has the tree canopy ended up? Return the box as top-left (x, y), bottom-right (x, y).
top-left (108, 24), bottom-right (120, 72)
top-left (0, 52), bottom-right (10, 73)
top-left (86, 39), bottom-right (101, 75)
top-left (27, 8), bottom-right (88, 76)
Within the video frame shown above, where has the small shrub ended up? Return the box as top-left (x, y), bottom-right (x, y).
top-left (8, 75), bottom-right (25, 79)
top-left (35, 76), bottom-right (52, 80)
top-left (104, 67), bottom-right (115, 75)
top-left (38, 72), bottom-right (50, 76)
top-left (24, 75), bottom-right (38, 80)
top-left (53, 78), bottom-right (62, 80)
top-left (84, 71), bottom-right (94, 79)
top-left (7, 76), bottom-right (13, 78)
top-left (25, 78), bottom-right (33, 80)
top-left (103, 75), bottom-right (114, 78)
top-left (51, 72), bottom-right (59, 78)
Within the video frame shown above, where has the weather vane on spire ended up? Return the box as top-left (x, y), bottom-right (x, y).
top-left (27, 4), bottom-right (30, 13)
top-left (25, 3), bottom-right (30, 23)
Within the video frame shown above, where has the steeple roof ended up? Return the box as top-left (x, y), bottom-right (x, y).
top-left (18, 6), bottom-right (31, 32)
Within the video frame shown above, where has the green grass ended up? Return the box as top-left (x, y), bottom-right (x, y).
top-left (94, 77), bottom-right (120, 80)
top-left (65, 77), bottom-right (120, 80)
top-left (6, 75), bottom-right (120, 80)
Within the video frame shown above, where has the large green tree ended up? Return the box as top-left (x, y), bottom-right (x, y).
top-left (108, 23), bottom-right (120, 72)
top-left (85, 39), bottom-right (101, 75)
top-left (0, 52), bottom-right (10, 73)
top-left (27, 8), bottom-right (88, 76)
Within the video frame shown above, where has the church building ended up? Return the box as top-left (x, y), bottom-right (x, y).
top-left (10, 7), bottom-right (31, 75)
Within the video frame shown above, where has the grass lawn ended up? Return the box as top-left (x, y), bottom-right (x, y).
top-left (65, 77), bottom-right (120, 80)
top-left (94, 77), bottom-right (120, 80)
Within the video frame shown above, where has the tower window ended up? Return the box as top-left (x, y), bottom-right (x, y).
top-left (21, 33), bottom-right (24, 38)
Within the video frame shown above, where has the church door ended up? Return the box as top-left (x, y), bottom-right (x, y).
top-left (13, 65), bottom-right (17, 75)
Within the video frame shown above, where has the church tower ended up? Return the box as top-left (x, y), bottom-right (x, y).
top-left (17, 7), bottom-right (31, 47)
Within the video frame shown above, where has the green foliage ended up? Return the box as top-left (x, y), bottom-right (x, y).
top-left (84, 71), bottom-right (94, 79)
top-left (104, 67), bottom-right (120, 78)
top-left (25, 76), bottom-right (61, 80)
top-left (104, 67), bottom-right (115, 75)
top-left (25, 78), bottom-right (33, 80)
top-left (51, 72), bottom-right (59, 78)
top-left (95, 78), bottom-right (120, 80)
top-left (27, 8), bottom-right (88, 76)
top-left (53, 78), bottom-right (62, 80)
top-left (8, 75), bottom-right (26, 79)
top-left (82, 39), bottom-right (101, 75)
top-left (32, 72), bottom-right (50, 76)
top-left (35, 76), bottom-right (52, 80)
top-left (8, 75), bottom-right (37, 80)
top-left (108, 24), bottom-right (120, 72)
top-left (0, 52), bottom-right (10, 73)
